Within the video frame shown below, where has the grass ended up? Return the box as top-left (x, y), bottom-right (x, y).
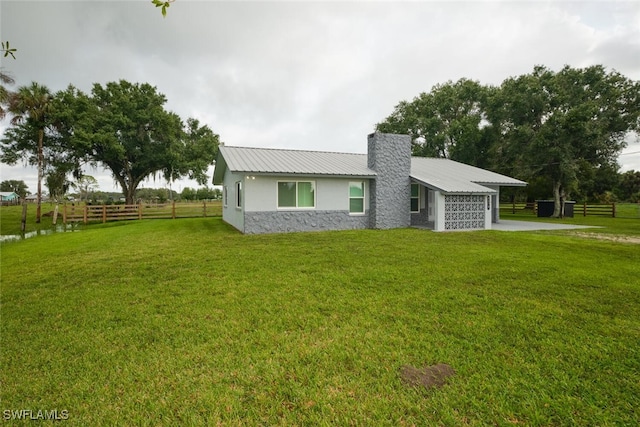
top-left (0, 202), bottom-right (221, 237)
top-left (615, 202), bottom-right (640, 219)
top-left (1, 216), bottom-right (639, 425)
top-left (499, 205), bottom-right (640, 236)
top-left (0, 203), bottom-right (60, 236)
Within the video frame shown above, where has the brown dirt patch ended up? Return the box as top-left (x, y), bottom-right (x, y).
top-left (570, 232), bottom-right (640, 244)
top-left (399, 363), bottom-right (455, 389)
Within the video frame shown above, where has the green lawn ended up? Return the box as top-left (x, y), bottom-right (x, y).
top-left (1, 217), bottom-right (639, 425)
top-left (0, 202), bottom-right (222, 237)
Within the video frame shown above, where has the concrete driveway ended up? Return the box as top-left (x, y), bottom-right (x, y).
top-left (492, 220), bottom-right (597, 232)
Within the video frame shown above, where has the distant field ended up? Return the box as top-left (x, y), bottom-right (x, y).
top-left (1, 217), bottom-right (639, 425)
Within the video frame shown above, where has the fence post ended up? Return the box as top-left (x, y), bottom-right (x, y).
top-left (84, 205), bottom-right (88, 224)
top-left (172, 201), bottom-right (176, 219)
top-left (612, 202), bottom-right (616, 218)
top-left (53, 204), bottom-right (59, 225)
top-left (512, 200), bottom-right (515, 214)
top-left (63, 204), bottom-right (67, 224)
top-left (583, 202), bottom-right (587, 217)
top-left (102, 205), bottom-right (107, 223)
top-left (21, 201), bottom-right (27, 233)
top-left (203, 201), bottom-right (207, 218)
top-left (138, 204), bottom-right (142, 220)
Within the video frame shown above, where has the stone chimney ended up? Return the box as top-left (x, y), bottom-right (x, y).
top-left (367, 132), bottom-right (411, 229)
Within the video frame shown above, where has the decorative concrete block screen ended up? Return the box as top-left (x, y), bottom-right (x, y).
top-left (444, 195), bottom-right (485, 230)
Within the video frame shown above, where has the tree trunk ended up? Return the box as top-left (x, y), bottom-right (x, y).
top-left (552, 180), bottom-right (562, 218)
top-left (21, 201), bottom-right (27, 233)
top-left (36, 128), bottom-right (44, 223)
top-left (125, 188), bottom-right (135, 205)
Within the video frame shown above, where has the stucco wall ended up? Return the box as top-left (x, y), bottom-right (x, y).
top-left (485, 185), bottom-right (500, 224)
top-left (221, 170), bottom-right (245, 233)
top-left (229, 175), bottom-right (371, 234)
top-left (243, 176), bottom-right (370, 212)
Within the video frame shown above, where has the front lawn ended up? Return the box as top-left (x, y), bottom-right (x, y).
top-left (1, 218), bottom-right (639, 425)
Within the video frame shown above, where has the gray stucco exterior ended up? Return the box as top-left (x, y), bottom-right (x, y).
top-left (367, 133), bottom-right (411, 229)
top-left (213, 132), bottom-right (526, 234)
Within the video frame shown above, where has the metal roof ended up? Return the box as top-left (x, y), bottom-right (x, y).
top-left (410, 157), bottom-right (526, 194)
top-left (213, 146), bottom-right (527, 193)
top-left (213, 146), bottom-right (376, 183)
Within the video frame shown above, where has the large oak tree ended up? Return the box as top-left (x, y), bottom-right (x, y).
top-left (377, 65), bottom-right (640, 216)
top-left (57, 80), bottom-right (219, 204)
top-left (489, 65), bottom-right (640, 216)
top-left (376, 78), bottom-right (493, 168)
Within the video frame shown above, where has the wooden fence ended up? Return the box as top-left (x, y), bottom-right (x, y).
top-left (500, 202), bottom-right (617, 217)
top-left (62, 201), bottom-right (221, 224)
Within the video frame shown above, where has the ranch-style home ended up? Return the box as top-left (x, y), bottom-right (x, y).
top-left (212, 133), bottom-right (526, 234)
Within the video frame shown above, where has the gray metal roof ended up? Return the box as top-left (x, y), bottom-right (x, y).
top-left (213, 146), bottom-right (526, 193)
top-left (213, 146), bottom-right (375, 183)
top-left (410, 157), bottom-right (526, 194)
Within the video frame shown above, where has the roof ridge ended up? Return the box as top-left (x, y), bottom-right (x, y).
top-left (222, 145), bottom-right (366, 156)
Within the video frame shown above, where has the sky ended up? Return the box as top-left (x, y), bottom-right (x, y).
top-left (1, 0), bottom-right (639, 194)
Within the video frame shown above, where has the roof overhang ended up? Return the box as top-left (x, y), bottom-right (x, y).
top-left (212, 151), bottom-right (227, 185)
top-left (411, 177), bottom-right (497, 195)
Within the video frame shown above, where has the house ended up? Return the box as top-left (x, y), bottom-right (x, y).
top-left (0, 192), bottom-right (20, 205)
top-left (212, 133), bottom-right (526, 234)
top-left (24, 194), bottom-right (48, 203)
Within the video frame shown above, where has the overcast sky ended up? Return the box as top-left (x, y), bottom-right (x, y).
top-left (1, 0), bottom-right (639, 194)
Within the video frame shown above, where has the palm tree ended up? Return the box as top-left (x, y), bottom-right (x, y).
top-left (8, 82), bottom-right (53, 223)
top-left (0, 70), bottom-right (15, 119)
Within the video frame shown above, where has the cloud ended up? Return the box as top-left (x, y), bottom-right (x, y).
top-left (1, 0), bottom-right (639, 193)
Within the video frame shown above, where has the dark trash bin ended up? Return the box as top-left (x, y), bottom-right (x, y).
top-left (536, 200), bottom-right (554, 217)
top-left (563, 201), bottom-right (575, 218)
top-left (537, 200), bottom-right (575, 217)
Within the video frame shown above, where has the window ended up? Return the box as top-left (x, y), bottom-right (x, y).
top-left (278, 181), bottom-right (315, 208)
top-left (223, 186), bottom-right (228, 207)
top-left (411, 183), bottom-right (420, 213)
top-left (349, 181), bottom-right (365, 214)
top-left (235, 181), bottom-right (242, 209)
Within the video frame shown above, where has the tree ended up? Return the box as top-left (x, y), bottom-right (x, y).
top-left (73, 175), bottom-right (99, 202)
top-left (0, 71), bottom-right (15, 119)
top-left (1, 38), bottom-right (16, 118)
top-left (196, 186), bottom-right (217, 200)
top-left (489, 65), bottom-right (640, 217)
top-left (376, 79), bottom-right (492, 167)
top-left (152, 0), bottom-right (175, 17)
top-left (164, 118), bottom-right (220, 185)
top-left (181, 187), bottom-right (197, 201)
top-left (1, 41), bottom-right (17, 59)
top-left (46, 167), bottom-right (71, 202)
top-left (617, 170), bottom-right (640, 202)
top-left (0, 180), bottom-right (29, 198)
top-left (2, 82), bottom-right (53, 223)
top-left (58, 80), bottom-right (219, 204)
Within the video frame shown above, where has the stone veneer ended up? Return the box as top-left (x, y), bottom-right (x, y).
top-left (410, 209), bottom-right (431, 227)
top-left (243, 210), bottom-right (370, 234)
top-left (367, 133), bottom-right (411, 229)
